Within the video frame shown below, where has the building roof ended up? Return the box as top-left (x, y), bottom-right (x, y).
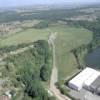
top-left (90, 76), bottom-right (100, 91)
top-left (84, 70), bottom-right (100, 87)
top-left (96, 87), bottom-right (100, 94)
top-left (69, 67), bottom-right (100, 90)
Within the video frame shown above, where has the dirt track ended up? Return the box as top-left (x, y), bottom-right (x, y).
top-left (49, 34), bottom-right (71, 100)
top-left (0, 34), bottom-right (71, 100)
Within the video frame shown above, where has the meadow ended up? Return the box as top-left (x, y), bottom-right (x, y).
top-left (0, 24), bottom-right (93, 80)
top-left (51, 25), bottom-right (92, 80)
top-left (0, 28), bottom-right (49, 46)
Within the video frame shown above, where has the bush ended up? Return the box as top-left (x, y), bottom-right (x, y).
top-left (48, 96), bottom-right (56, 100)
top-left (40, 64), bottom-right (51, 81)
top-left (34, 21), bottom-right (48, 29)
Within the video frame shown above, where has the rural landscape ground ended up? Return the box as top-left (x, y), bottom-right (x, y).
top-left (0, 24), bottom-right (92, 79)
top-left (0, 3), bottom-right (100, 100)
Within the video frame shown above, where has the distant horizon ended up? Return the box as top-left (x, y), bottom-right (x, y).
top-left (0, 3), bottom-right (100, 9)
top-left (0, 0), bottom-right (100, 8)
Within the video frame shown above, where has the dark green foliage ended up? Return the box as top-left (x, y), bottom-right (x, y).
top-left (0, 9), bottom-right (84, 23)
top-left (69, 19), bottom-right (100, 43)
top-left (25, 80), bottom-right (46, 98)
top-left (4, 40), bottom-right (52, 99)
top-left (48, 96), bottom-right (56, 100)
top-left (70, 18), bottom-right (100, 69)
top-left (17, 64), bottom-right (50, 99)
top-left (0, 42), bottom-right (33, 55)
top-left (34, 40), bottom-right (50, 54)
top-left (17, 63), bottom-right (39, 85)
top-left (33, 40), bottom-right (52, 81)
top-left (40, 64), bottom-right (51, 81)
top-left (34, 21), bottom-right (49, 29)
top-left (22, 94), bottom-right (32, 100)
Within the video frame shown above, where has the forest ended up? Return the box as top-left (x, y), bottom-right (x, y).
top-left (2, 40), bottom-right (54, 100)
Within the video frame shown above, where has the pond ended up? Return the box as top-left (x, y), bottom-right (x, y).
top-left (85, 47), bottom-right (100, 69)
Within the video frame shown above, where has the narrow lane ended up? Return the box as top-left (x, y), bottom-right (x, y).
top-left (49, 33), bottom-right (71, 100)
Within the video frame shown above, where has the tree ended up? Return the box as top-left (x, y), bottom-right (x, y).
top-left (25, 80), bottom-right (47, 98)
top-left (40, 64), bottom-right (51, 81)
top-left (17, 61), bottom-right (48, 99)
top-left (48, 96), bottom-right (56, 100)
top-left (34, 21), bottom-right (48, 29)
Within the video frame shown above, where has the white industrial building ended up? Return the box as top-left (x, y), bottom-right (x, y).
top-left (68, 67), bottom-right (100, 91)
top-left (84, 70), bottom-right (100, 90)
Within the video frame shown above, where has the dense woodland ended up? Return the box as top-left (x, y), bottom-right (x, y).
top-left (34, 21), bottom-right (49, 29)
top-left (2, 40), bottom-right (54, 100)
top-left (0, 9), bottom-right (85, 23)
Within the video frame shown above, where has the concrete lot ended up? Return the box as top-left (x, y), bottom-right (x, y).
top-left (69, 88), bottom-right (100, 100)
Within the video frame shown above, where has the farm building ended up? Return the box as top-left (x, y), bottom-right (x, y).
top-left (68, 67), bottom-right (100, 91)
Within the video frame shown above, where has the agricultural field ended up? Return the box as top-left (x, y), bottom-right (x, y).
top-left (0, 20), bottom-right (40, 38)
top-left (0, 28), bottom-right (49, 46)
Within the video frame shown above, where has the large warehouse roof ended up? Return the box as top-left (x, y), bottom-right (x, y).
top-left (90, 76), bottom-right (100, 93)
top-left (68, 67), bottom-right (100, 91)
top-left (84, 70), bottom-right (100, 88)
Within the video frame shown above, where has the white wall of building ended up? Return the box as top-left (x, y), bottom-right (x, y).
top-left (68, 67), bottom-right (100, 91)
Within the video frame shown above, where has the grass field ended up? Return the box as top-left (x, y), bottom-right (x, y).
top-left (0, 24), bottom-right (93, 80)
top-left (51, 25), bottom-right (93, 80)
top-left (0, 28), bottom-right (49, 46)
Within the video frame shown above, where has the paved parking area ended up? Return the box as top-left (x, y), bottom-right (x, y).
top-left (69, 88), bottom-right (100, 100)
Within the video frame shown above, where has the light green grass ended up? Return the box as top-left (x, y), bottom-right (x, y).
top-left (50, 25), bottom-right (92, 80)
top-left (1, 28), bottom-right (49, 46)
top-left (0, 24), bottom-right (93, 80)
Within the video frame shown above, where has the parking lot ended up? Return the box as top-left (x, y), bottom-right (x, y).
top-left (69, 88), bottom-right (100, 100)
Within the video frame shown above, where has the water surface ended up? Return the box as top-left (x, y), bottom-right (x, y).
top-left (85, 47), bottom-right (100, 69)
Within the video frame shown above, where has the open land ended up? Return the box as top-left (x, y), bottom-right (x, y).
top-left (0, 24), bottom-right (93, 80)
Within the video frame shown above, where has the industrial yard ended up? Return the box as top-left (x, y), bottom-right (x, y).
top-left (68, 67), bottom-right (100, 100)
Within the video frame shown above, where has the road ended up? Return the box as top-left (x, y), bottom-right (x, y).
top-left (0, 34), bottom-right (71, 100)
top-left (49, 33), bottom-right (71, 100)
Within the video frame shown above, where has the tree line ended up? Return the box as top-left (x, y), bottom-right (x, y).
top-left (70, 19), bottom-right (100, 69)
top-left (4, 40), bottom-right (54, 100)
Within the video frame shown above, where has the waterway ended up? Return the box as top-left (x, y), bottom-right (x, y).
top-left (85, 47), bottom-right (100, 69)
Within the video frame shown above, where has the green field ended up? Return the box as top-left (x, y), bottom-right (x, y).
top-left (0, 24), bottom-right (93, 80)
top-left (52, 25), bottom-right (93, 80)
top-left (0, 28), bottom-right (49, 46)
